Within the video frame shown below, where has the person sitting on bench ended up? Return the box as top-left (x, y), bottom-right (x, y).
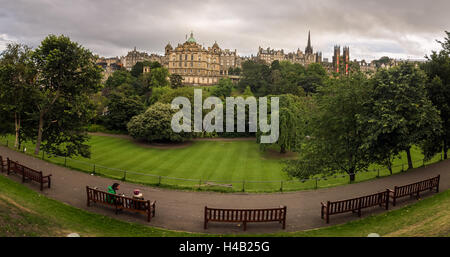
top-left (133, 189), bottom-right (144, 200)
top-left (107, 183), bottom-right (121, 204)
top-left (132, 189), bottom-right (146, 209)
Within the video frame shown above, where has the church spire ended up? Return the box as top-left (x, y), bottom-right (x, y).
top-left (305, 30), bottom-right (313, 55)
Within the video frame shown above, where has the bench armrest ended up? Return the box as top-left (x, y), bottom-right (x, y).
top-left (321, 202), bottom-right (327, 207)
top-left (387, 189), bottom-right (394, 193)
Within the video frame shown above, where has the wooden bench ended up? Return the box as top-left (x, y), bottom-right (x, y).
top-left (321, 190), bottom-right (389, 224)
top-left (86, 186), bottom-right (156, 222)
top-left (0, 156), bottom-right (6, 173)
top-left (204, 206), bottom-right (287, 231)
top-left (7, 158), bottom-right (52, 191)
top-left (388, 175), bottom-right (440, 206)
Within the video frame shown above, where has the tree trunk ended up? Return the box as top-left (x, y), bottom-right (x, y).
top-left (444, 139), bottom-right (448, 160)
top-left (14, 112), bottom-right (20, 149)
top-left (349, 173), bottom-right (355, 182)
top-left (349, 168), bottom-right (356, 182)
top-left (280, 145), bottom-right (286, 154)
top-left (388, 165), bottom-right (393, 175)
top-left (34, 111), bottom-right (44, 155)
top-left (406, 147), bottom-right (413, 170)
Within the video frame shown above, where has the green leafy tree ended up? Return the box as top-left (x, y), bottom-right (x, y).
top-left (169, 73), bottom-right (183, 89)
top-left (301, 63), bottom-right (327, 95)
top-left (131, 62), bottom-right (145, 78)
top-left (284, 73), bottom-right (371, 182)
top-left (259, 94), bottom-right (312, 153)
top-left (238, 60), bottom-right (271, 96)
top-left (211, 78), bottom-right (233, 98)
top-left (421, 31), bottom-right (450, 159)
top-left (30, 34), bottom-right (102, 156)
top-left (104, 69), bottom-right (137, 95)
top-left (0, 43), bottom-right (37, 148)
top-left (361, 64), bottom-right (440, 173)
top-left (127, 102), bottom-right (190, 143)
top-left (228, 67), bottom-right (241, 75)
top-left (275, 61), bottom-right (306, 96)
top-left (370, 63), bottom-right (441, 169)
top-left (130, 61), bottom-right (161, 78)
top-left (158, 87), bottom-right (199, 105)
top-left (103, 92), bottom-right (145, 131)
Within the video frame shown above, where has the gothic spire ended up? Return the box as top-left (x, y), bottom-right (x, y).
top-left (305, 30), bottom-right (313, 55)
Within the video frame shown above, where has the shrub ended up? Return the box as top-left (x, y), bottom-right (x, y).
top-left (127, 102), bottom-right (190, 143)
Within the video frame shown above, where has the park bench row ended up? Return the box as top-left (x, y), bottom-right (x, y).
top-left (0, 155), bottom-right (442, 229)
top-left (1, 156), bottom-right (52, 191)
top-left (321, 175), bottom-right (440, 223)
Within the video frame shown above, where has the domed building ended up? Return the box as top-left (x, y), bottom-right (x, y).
top-left (164, 32), bottom-right (236, 86)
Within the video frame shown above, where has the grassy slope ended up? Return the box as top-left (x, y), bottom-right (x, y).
top-left (0, 175), bottom-right (199, 237)
top-left (0, 175), bottom-right (448, 237)
top-left (0, 134), bottom-right (445, 192)
top-left (279, 190), bottom-right (450, 237)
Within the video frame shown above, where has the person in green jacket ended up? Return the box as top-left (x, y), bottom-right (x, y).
top-left (107, 183), bottom-right (120, 204)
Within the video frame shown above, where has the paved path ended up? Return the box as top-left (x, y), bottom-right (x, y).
top-left (1, 145), bottom-right (448, 234)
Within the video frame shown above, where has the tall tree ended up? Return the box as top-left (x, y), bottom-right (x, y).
top-left (103, 92), bottom-right (145, 131)
top-left (367, 63), bottom-right (442, 170)
top-left (238, 60), bottom-right (271, 96)
top-left (0, 43), bottom-right (37, 148)
top-left (31, 35), bottom-right (102, 156)
top-left (259, 94), bottom-right (312, 154)
top-left (284, 73), bottom-right (371, 182)
top-left (421, 31), bottom-right (450, 159)
top-left (301, 63), bottom-right (327, 95)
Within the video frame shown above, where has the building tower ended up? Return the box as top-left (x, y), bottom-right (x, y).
top-left (165, 42), bottom-right (173, 56)
top-left (305, 30), bottom-right (313, 55)
top-left (343, 46), bottom-right (350, 75)
top-left (333, 45), bottom-right (340, 73)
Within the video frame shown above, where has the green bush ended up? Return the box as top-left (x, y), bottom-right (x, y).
top-left (127, 102), bottom-right (191, 143)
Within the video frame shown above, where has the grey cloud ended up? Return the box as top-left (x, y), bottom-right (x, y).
top-left (0, 0), bottom-right (448, 60)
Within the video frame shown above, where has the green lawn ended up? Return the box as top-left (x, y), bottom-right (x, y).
top-left (0, 134), bottom-right (445, 192)
top-left (0, 174), bottom-right (448, 237)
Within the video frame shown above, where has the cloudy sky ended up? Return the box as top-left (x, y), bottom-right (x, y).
top-left (0, 0), bottom-right (449, 61)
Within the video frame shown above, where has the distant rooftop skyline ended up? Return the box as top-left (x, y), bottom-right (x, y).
top-left (1, 0), bottom-right (449, 61)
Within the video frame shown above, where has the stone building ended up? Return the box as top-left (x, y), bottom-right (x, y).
top-left (96, 57), bottom-right (122, 81)
top-left (255, 31), bottom-right (322, 67)
top-left (164, 32), bottom-right (239, 85)
top-left (219, 48), bottom-right (240, 75)
top-left (120, 47), bottom-right (163, 71)
top-left (256, 47), bottom-right (285, 63)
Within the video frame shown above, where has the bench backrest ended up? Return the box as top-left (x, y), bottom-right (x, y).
top-left (8, 159), bottom-right (24, 175)
top-left (8, 159), bottom-right (41, 178)
top-left (394, 175), bottom-right (440, 197)
top-left (205, 206), bottom-right (286, 222)
top-left (359, 191), bottom-right (389, 209)
top-left (86, 186), bottom-right (150, 210)
top-left (327, 191), bottom-right (388, 215)
top-left (23, 166), bottom-right (43, 181)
